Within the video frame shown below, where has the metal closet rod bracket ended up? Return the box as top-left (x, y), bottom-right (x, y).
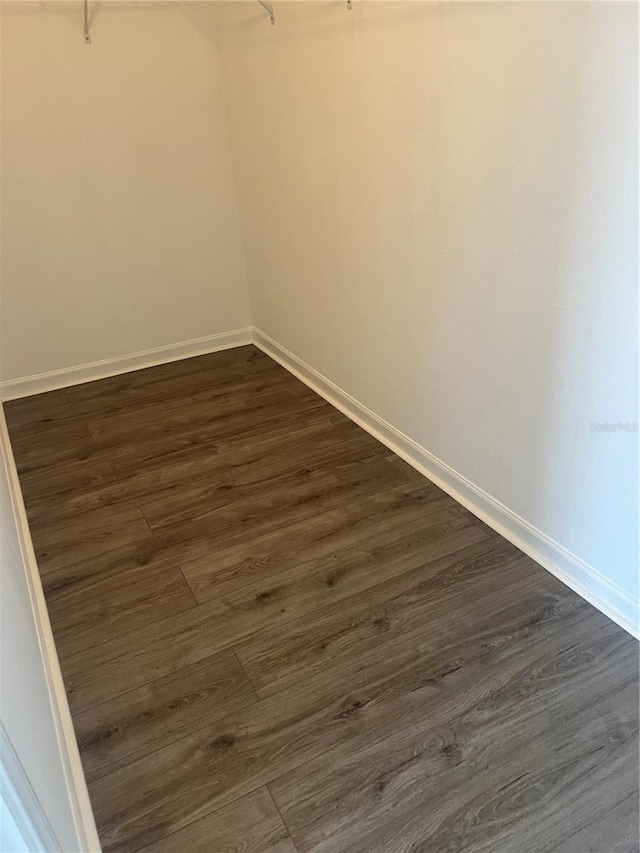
top-left (83, 0), bottom-right (91, 43)
top-left (257, 0), bottom-right (275, 26)
top-left (81, 1), bottom-right (353, 37)
top-left (82, 0), bottom-right (352, 40)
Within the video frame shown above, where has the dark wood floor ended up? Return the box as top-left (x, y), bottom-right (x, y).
top-left (4, 345), bottom-right (639, 853)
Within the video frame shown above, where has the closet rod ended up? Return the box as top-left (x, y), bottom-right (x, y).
top-left (257, 0), bottom-right (275, 25)
top-left (83, 0), bottom-right (91, 43)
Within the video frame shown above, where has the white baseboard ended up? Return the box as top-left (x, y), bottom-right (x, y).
top-left (0, 327), bottom-right (253, 401)
top-left (253, 327), bottom-right (639, 640)
top-left (2, 322), bottom-right (636, 639)
top-left (1, 409), bottom-right (102, 851)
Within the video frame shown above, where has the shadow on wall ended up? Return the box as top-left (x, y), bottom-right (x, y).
top-left (208, 1), bottom-right (639, 616)
top-left (0, 0), bottom-right (251, 381)
top-left (430, 2), bottom-right (639, 595)
top-left (0, 1), bottom-right (637, 619)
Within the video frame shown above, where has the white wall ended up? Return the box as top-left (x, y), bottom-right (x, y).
top-left (0, 1), bottom-right (250, 383)
top-left (0, 409), bottom-right (100, 851)
top-left (215, 2), bottom-right (638, 626)
top-left (0, 1), bottom-right (636, 629)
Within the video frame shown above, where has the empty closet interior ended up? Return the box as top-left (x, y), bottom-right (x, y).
top-left (0, 3), bottom-right (638, 852)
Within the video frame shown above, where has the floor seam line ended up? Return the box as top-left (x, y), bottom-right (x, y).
top-left (231, 649), bottom-right (261, 700)
top-left (266, 783), bottom-right (302, 853)
top-left (178, 565), bottom-right (200, 607)
top-left (137, 504), bottom-right (154, 536)
top-left (124, 783), bottom-right (283, 853)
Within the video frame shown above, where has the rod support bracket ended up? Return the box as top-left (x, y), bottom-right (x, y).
top-left (83, 0), bottom-right (91, 43)
top-left (256, 0), bottom-right (275, 26)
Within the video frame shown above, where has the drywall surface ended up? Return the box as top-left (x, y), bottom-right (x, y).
top-left (217, 3), bottom-right (638, 616)
top-left (0, 1), bottom-right (250, 382)
top-left (0, 419), bottom-right (83, 850)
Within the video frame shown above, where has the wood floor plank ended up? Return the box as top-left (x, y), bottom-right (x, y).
top-left (269, 615), bottom-right (637, 853)
top-left (29, 503), bottom-right (153, 574)
top-left (73, 650), bottom-right (258, 782)
top-left (135, 788), bottom-right (298, 853)
top-left (67, 358), bottom-right (297, 418)
top-left (17, 458), bottom-right (118, 513)
top-left (48, 479), bottom-right (428, 602)
top-left (60, 528), bottom-right (491, 715)
top-left (85, 385), bottom-right (326, 448)
top-left (84, 575), bottom-right (602, 853)
top-left (39, 476), bottom-right (419, 598)
top-left (303, 682), bottom-right (638, 853)
top-left (142, 450), bottom-right (410, 536)
top-left (104, 398), bottom-right (339, 480)
top-left (181, 484), bottom-right (450, 603)
top-left (554, 793), bottom-right (640, 853)
top-left (138, 430), bottom-right (387, 531)
top-left (21, 419), bottom-right (368, 527)
top-left (101, 408), bottom-right (339, 485)
top-left (61, 346), bottom-right (269, 409)
top-left (113, 417), bottom-right (341, 485)
top-left (233, 537), bottom-right (542, 699)
top-left (47, 565), bottom-right (197, 658)
top-left (3, 388), bottom-right (74, 429)
top-left (38, 523), bottom-right (210, 592)
top-left (184, 511), bottom-right (485, 639)
top-left (3, 400), bottom-right (86, 444)
top-left (5, 344), bottom-right (637, 853)
top-left (7, 421), bottom-right (106, 475)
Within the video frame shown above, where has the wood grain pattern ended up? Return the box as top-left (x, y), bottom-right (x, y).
top-left (30, 503), bottom-right (153, 574)
top-left (73, 649), bottom-right (258, 782)
top-left (18, 458), bottom-right (119, 521)
top-left (270, 618), bottom-right (638, 853)
top-left (5, 345), bottom-right (638, 853)
top-left (46, 563), bottom-right (197, 658)
top-left (60, 524), bottom-right (488, 715)
top-left (135, 787), bottom-right (298, 853)
top-left (233, 537), bottom-right (543, 699)
top-left (180, 494), bottom-right (458, 603)
top-left (556, 794), bottom-right (640, 853)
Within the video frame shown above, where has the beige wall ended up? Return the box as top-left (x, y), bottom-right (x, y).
top-left (0, 1), bottom-right (250, 382)
top-left (2, 1), bottom-right (634, 840)
top-left (215, 2), bottom-right (638, 616)
top-left (0, 1), bottom-right (637, 616)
